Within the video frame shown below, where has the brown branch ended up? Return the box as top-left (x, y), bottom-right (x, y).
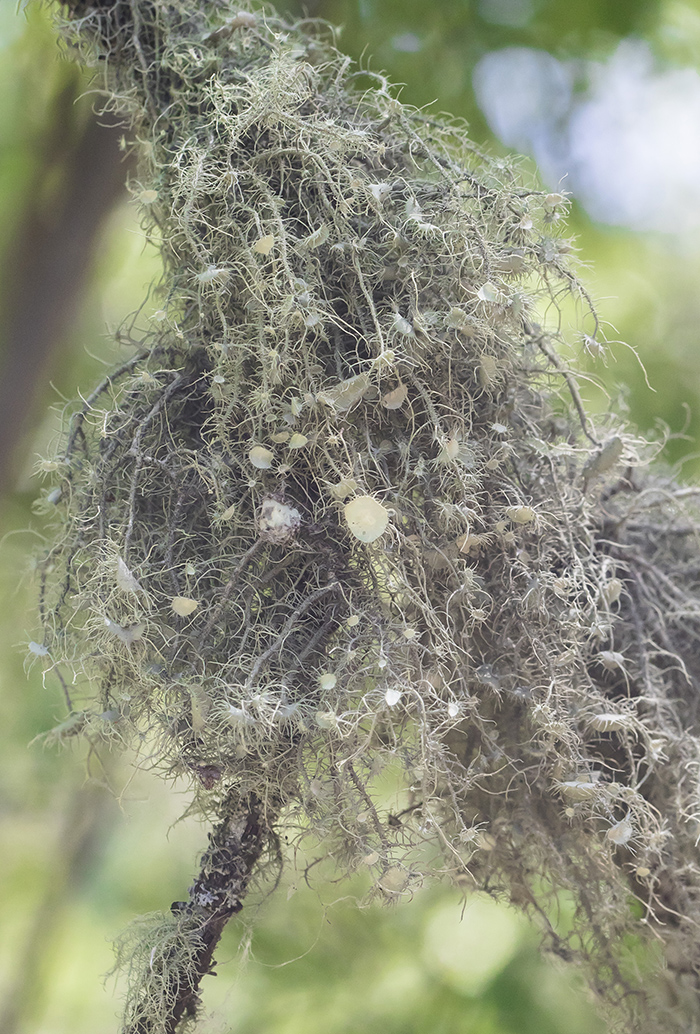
top-left (0, 69), bottom-right (129, 495)
top-left (124, 792), bottom-right (272, 1034)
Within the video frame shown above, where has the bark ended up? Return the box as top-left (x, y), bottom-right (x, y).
top-left (125, 793), bottom-right (272, 1034)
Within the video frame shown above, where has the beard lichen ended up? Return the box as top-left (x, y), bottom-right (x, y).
top-left (33, 0), bottom-right (700, 1030)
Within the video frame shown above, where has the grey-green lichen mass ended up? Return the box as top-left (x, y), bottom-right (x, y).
top-left (35, 0), bottom-right (700, 1030)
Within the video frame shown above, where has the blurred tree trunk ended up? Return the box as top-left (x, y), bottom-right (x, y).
top-left (0, 72), bottom-right (129, 495)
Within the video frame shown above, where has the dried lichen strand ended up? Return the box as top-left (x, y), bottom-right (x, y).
top-left (36, 0), bottom-right (700, 1031)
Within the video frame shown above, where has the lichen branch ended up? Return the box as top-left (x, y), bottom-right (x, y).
top-left (122, 792), bottom-right (272, 1034)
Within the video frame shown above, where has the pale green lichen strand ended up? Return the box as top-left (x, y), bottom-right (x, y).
top-left (33, 2), bottom-right (700, 1030)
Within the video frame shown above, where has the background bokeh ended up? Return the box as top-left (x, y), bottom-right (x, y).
top-left (2, 0), bottom-right (699, 1031)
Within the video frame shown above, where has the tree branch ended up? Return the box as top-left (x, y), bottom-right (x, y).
top-left (124, 793), bottom-right (271, 1034)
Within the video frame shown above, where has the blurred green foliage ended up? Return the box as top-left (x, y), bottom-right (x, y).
top-left (284, 0), bottom-right (659, 133)
top-left (2, 0), bottom-right (700, 1031)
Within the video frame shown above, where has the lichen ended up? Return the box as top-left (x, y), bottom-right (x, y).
top-left (33, 1), bottom-right (700, 1030)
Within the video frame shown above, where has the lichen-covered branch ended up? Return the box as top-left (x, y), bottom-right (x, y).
top-left (118, 793), bottom-right (271, 1034)
top-left (34, 0), bottom-right (700, 1031)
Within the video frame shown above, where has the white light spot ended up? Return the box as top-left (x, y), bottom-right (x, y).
top-left (391, 32), bottom-right (422, 53)
top-left (475, 40), bottom-right (700, 236)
